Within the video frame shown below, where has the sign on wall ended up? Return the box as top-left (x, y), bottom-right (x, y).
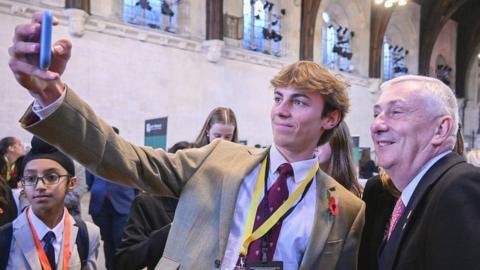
top-left (145, 117), bottom-right (168, 150)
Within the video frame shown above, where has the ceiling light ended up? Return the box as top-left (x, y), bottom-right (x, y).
top-left (322, 12), bottom-right (330, 23)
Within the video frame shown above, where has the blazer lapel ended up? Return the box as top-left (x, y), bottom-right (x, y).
top-left (217, 147), bottom-right (269, 259)
top-left (300, 170), bottom-right (336, 268)
top-left (57, 214), bottom-right (78, 269)
top-left (14, 213), bottom-right (42, 270)
top-left (380, 153), bottom-right (464, 270)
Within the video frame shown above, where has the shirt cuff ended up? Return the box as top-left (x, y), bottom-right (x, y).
top-left (32, 87), bottom-right (67, 120)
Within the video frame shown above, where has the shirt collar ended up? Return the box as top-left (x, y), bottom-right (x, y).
top-left (401, 151), bottom-right (451, 206)
top-left (269, 145), bottom-right (318, 184)
top-left (29, 207), bottom-right (66, 242)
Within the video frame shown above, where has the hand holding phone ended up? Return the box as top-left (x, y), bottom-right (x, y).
top-left (39, 10), bottom-right (52, 70)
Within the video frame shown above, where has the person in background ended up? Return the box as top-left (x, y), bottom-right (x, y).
top-left (194, 106), bottom-right (239, 147)
top-left (358, 168), bottom-right (398, 270)
top-left (63, 161), bottom-right (88, 220)
top-left (0, 176), bottom-right (17, 226)
top-left (0, 137), bottom-right (100, 269)
top-left (0, 137), bottom-right (26, 188)
top-left (315, 121), bottom-right (363, 197)
top-left (466, 149), bottom-right (480, 167)
top-left (17, 137), bottom-right (88, 220)
top-left (359, 148), bottom-right (378, 179)
top-left (114, 140), bottom-right (194, 270)
top-left (86, 127), bottom-right (136, 270)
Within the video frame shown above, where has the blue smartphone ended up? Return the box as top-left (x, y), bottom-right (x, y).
top-left (39, 10), bottom-right (52, 70)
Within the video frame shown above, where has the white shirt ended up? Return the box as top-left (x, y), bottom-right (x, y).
top-left (29, 208), bottom-right (66, 265)
top-left (401, 151), bottom-right (451, 206)
top-left (221, 145), bottom-right (318, 270)
top-left (32, 88), bottom-right (67, 119)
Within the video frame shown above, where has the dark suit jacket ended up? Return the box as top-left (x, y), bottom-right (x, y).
top-left (379, 152), bottom-right (480, 270)
top-left (359, 176), bottom-right (397, 270)
top-left (86, 170), bottom-right (136, 215)
top-left (114, 194), bottom-right (178, 270)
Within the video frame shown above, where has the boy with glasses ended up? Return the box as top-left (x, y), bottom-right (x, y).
top-left (0, 137), bottom-right (100, 270)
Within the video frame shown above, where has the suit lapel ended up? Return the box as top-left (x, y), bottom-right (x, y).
top-left (380, 153), bottom-right (464, 270)
top-left (217, 146), bottom-right (269, 259)
top-left (300, 169), bottom-right (336, 268)
top-left (13, 213), bottom-right (42, 270)
top-left (57, 214), bottom-right (78, 269)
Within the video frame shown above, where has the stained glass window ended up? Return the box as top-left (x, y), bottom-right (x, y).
top-left (243, 0), bottom-right (285, 57)
top-left (383, 37), bottom-right (408, 80)
top-left (322, 13), bottom-right (353, 72)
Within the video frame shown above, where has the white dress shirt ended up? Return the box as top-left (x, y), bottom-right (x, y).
top-left (221, 145), bottom-right (318, 270)
top-left (29, 208), bottom-right (66, 265)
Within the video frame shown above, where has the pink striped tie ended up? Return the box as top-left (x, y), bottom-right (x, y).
top-left (387, 198), bottom-right (405, 240)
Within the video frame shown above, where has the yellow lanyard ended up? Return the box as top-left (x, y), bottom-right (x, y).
top-left (240, 157), bottom-right (319, 255)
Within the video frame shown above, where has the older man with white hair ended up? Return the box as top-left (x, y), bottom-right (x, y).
top-left (371, 75), bottom-right (480, 270)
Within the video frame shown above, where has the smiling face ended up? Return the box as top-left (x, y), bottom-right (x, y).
top-left (271, 86), bottom-right (339, 161)
top-left (370, 81), bottom-right (449, 190)
top-left (23, 159), bottom-right (75, 218)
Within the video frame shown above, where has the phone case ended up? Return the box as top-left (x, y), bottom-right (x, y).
top-left (39, 10), bottom-right (52, 70)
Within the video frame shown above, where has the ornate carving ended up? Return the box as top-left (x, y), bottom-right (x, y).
top-left (64, 8), bottom-right (89, 37)
top-left (204, 39), bottom-right (224, 63)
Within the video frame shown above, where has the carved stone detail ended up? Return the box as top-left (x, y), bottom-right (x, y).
top-left (63, 8), bottom-right (89, 37)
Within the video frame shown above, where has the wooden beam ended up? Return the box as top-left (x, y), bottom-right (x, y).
top-left (206, 0), bottom-right (223, 40)
top-left (299, 0), bottom-right (322, 60)
top-left (368, 3), bottom-right (395, 78)
top-left (65, 0), bottom-right (90, 14)
top-left (418, 0), bottom-right (468, 75)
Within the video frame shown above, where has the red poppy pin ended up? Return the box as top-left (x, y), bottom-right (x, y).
top-left (328, 196), bottom-right (338, 216)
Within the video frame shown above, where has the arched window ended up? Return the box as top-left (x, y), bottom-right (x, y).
top-left (321, 12), bottom-right (353, 72)
top-left (243, 0), bottom-right (285, 57)
top-left (124, 0), bottom-right (179, 33)
top-left (383, 37), bottom-right (408, 80)
top-left (383, 38), bottom-right (393, 80)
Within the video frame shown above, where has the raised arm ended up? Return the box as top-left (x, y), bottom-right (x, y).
top-left (8, 11), bottom-right (70, 107)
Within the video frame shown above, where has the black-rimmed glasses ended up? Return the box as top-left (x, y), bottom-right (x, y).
top-left (21, 173), bottom-right (70, 186)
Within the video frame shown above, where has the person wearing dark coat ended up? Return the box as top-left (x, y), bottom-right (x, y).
top-left (114, 194), bottom-right (178, 270)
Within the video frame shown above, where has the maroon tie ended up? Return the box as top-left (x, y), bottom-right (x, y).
top-left (245, 163), bottom-right (293, 262)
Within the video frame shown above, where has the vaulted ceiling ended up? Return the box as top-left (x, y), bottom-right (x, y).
top-left (367, 0), bottom-right (480, 98)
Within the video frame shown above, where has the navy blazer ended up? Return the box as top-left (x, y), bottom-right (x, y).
top-left (86, 170), bottom-right (136, 215)
top-left (379, 152), bottom-right (480, 270)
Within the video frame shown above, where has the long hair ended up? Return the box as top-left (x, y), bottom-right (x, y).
top-left (0, 137), bottom-right (19, 185)
top-left (323, 121), bottom-right (362, 197)
top-left (0, 137), bottom-right (17, 156)
top-left (194, 107), bottom-right (238, 147)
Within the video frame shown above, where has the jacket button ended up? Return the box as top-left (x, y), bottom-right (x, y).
top-left (214, 259), bottom-right (221, 268)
